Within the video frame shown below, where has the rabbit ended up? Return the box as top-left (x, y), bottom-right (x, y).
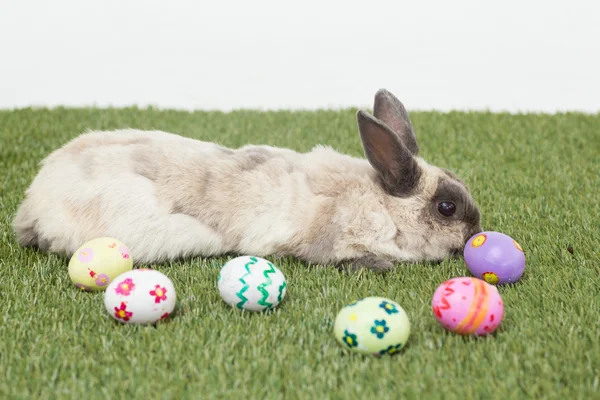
top-left (12, 89), bottom-right (481, 272)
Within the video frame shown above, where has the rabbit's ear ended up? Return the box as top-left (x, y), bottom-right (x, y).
top-left (373, 89), bottom-right (419, 155)
top-left (357, 110), bottom-right (421, 197)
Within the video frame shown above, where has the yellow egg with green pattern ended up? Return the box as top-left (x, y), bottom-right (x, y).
top-left (334, 296), bottom-right (411, 356)
top-left (67, 237), bottom-right (134, 291)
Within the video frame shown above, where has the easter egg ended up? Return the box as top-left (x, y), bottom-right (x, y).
top-left (463, 231), bottom-right (526, 285)
top-left (217, 256), bottom-right (287, 312)
top-left (333, 296), bottom-right (411, 356)
top-left (68, 237), bottom-right (133, 291)
top-left (104, 269), bottom-right (176, 324)
top-left (431, 277), bottom-right (504, 336)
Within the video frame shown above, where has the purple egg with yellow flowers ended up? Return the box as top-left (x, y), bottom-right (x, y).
top-left (463, 231), bottom-right (526, 285)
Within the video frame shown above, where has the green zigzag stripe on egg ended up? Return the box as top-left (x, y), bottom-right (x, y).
top-left (235, 257), bottom-right (257, 309)
top-left (256, 262), bottom-right (277, 308)
top-left (277, 281), bottom-right (286, 303)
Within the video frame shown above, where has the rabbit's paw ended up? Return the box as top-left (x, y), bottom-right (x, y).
top-left (337, 256), bottom-right (395, 273)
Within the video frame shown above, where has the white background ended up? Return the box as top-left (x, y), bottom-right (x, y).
top-left (1, 0), bottom-right (599, 113)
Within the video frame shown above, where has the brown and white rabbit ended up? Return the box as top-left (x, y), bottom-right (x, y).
top-left (12, 89), bottom-right (481, 271)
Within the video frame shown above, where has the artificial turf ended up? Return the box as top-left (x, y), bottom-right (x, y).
top-left (0, 106), bottom-right (599, 399)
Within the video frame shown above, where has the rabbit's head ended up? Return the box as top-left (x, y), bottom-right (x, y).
top-left (357, 89), bottom-right (481, 262)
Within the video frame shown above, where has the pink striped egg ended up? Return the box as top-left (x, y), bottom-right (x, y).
top-left (431, 277), bottom-right (504, 336)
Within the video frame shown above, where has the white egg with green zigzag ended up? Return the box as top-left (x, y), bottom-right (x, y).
top-left (217, 256), bottom-right (287, 312)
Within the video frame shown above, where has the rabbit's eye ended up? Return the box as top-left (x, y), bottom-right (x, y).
top-left (438, 201), bottom-right (456, 217)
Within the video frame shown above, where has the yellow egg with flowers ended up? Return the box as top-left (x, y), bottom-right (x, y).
top-left (67, 237), bottom-right (133, 291)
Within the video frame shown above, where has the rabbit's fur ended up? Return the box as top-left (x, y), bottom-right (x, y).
top-left (12, 89), bottom-right (481, 271)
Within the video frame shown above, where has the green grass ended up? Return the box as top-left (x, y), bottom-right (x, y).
top-left (1, 106), bottom-right (599, 400)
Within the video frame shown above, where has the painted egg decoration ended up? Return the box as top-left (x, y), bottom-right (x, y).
top-left (68, 237), bottom-right (133, 291)
top-left (463, 231), bottom-right (526, 285)
top-left (218, 256), bottom-right (287, 312)
top-left (104, 269), bottom-right (176, 324)
top-left (431, 277), bottom-right (504, 336)
top-left (333, 296), bottom-right (411, 356)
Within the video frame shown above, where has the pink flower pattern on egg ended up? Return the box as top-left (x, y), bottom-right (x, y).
top-left (78, 248), bottom-right (94, 263)
top-left (150, 285), bottom-right (168, 303)
top-left (115, 278), bottom-right (135, 296)
top-left (119, 245), bottom-right (130, 259)
top-left (95, 274), bottom-right (110, 286)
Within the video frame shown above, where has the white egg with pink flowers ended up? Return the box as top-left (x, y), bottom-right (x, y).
top-left (103, 269), bottom-right (177, 324)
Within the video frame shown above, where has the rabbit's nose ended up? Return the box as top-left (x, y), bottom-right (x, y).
top-left (466, 225), bottom-right (483, 242)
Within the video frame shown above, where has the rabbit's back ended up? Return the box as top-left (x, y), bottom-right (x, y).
top-left (44, 129), bottom-right (228, 174)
